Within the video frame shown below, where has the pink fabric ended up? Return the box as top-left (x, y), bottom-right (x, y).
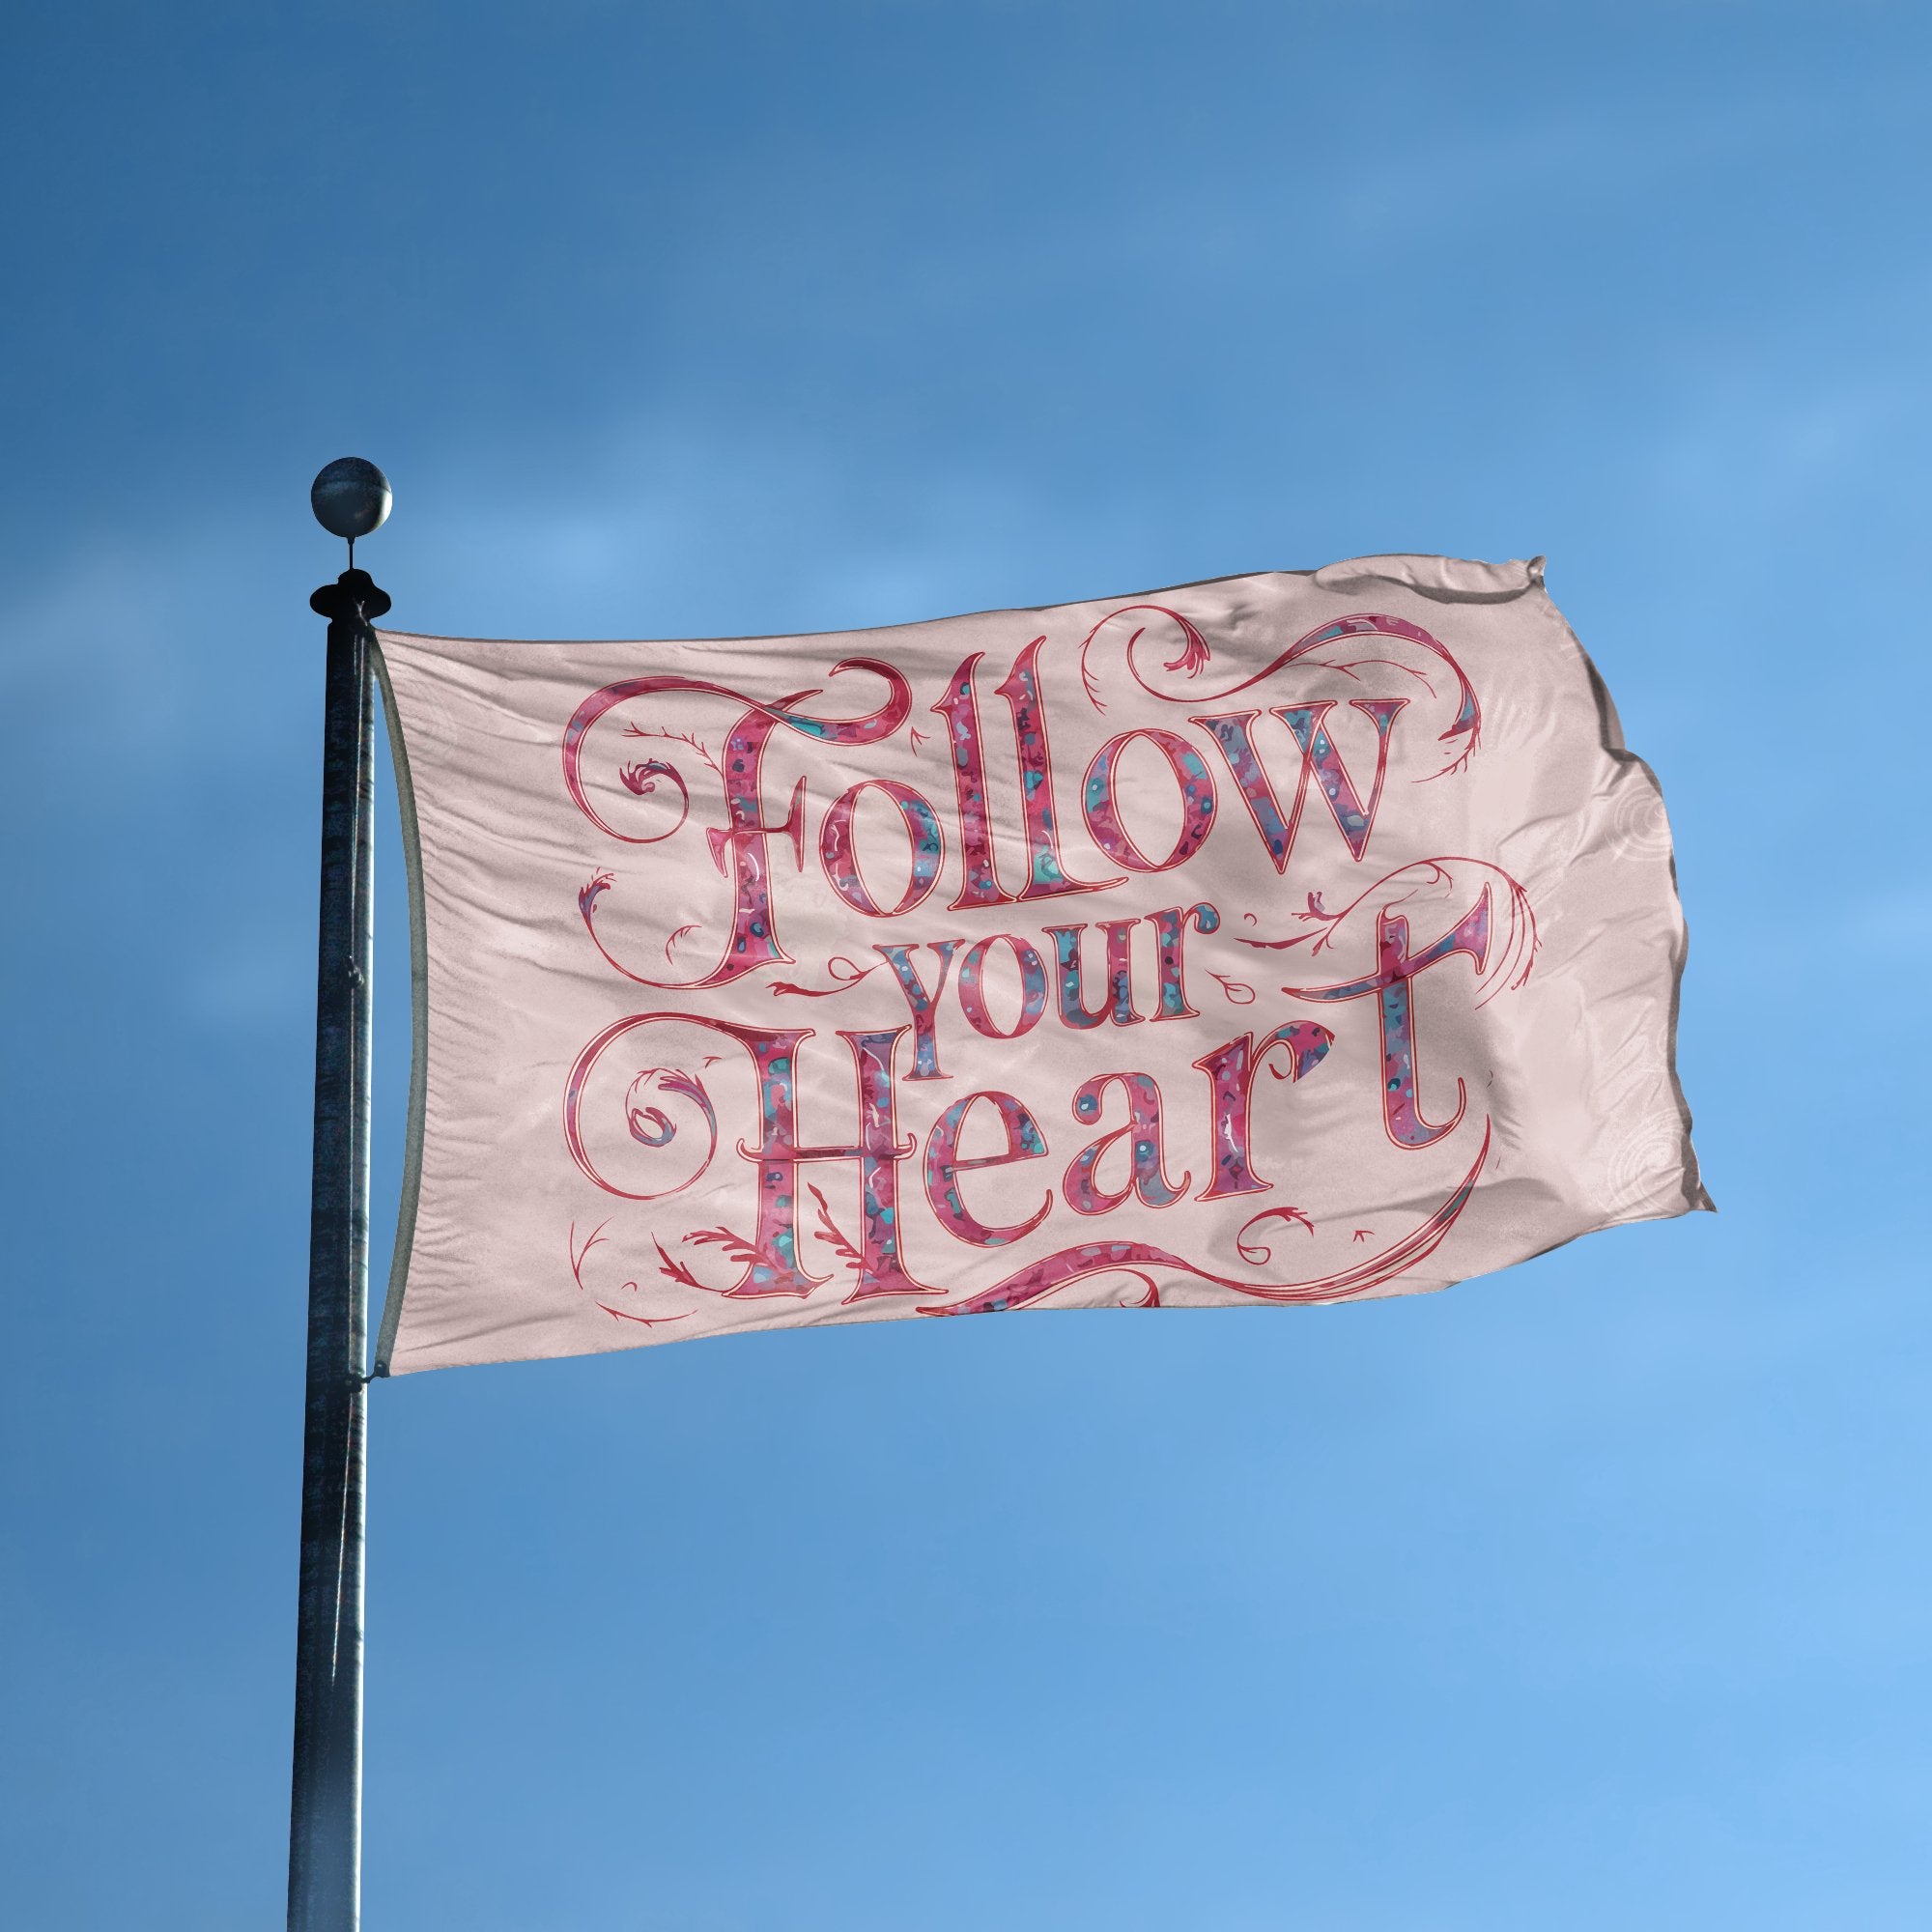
top-left (374, 554), bottom-right (1707, 1375)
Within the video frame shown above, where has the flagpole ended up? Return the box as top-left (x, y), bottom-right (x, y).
top-left (290, 460), bottom-right (391, 1932)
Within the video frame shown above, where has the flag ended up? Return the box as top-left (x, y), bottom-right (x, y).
top-left (371, 554), bottom-right (1707, 1375)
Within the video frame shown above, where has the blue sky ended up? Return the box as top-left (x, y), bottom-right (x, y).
top-left (3, 3), bottom-right (1929, 1926)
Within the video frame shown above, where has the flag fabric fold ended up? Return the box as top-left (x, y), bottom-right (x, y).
top-left (372, 554), bottom-right (1707, 1376)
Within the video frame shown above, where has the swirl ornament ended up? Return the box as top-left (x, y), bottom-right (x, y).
top-left (1235, 1205), bottom-right (1317, 1264)
top-left (562, 1029), bottom-right (721, 1201)
top-left (612, 756), bottom-right (691, 839)
top-left (1078, 604), bottom-right (1483, 780)
top-left (567, 1221), bottom-right (695, 1329)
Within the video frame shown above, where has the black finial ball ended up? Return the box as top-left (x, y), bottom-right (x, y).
top-left (310, 457), bottom-right (392, 541)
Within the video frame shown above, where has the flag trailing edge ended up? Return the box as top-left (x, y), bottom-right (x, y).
top-left (370, 554), bottom-right (1708, 1376)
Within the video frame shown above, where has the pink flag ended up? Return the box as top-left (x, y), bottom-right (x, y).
top-left (372, 554), bottom-right (1707, 1375)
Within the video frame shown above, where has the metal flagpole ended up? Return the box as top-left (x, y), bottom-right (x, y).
top-left (290, 458), bottom-right (392, 1932)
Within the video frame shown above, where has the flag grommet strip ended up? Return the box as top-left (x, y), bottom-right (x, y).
top-left (371, 640), bottom-right (431, 1378)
